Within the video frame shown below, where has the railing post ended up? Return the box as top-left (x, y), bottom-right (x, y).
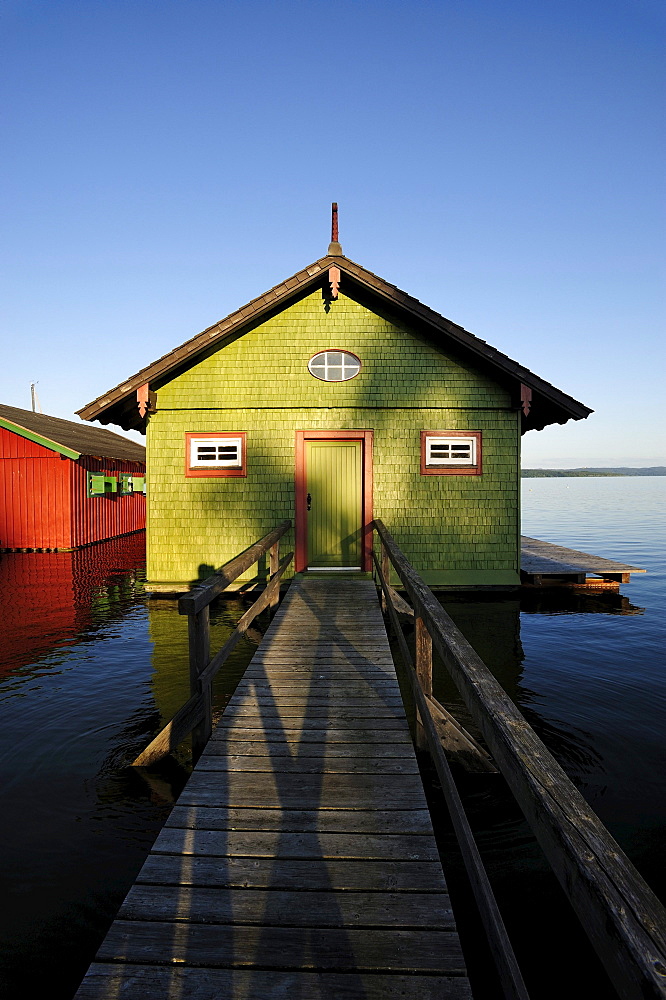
top-left (381, 540), bottom-right (390, 612)
top-left (415, 609), bottom-right (433, 749)
top-left (269, 539), bottom-right (280, 609)
top-left (188, 605), bottom-right (211, 760)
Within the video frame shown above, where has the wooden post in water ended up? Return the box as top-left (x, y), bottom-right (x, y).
top-left (381, 540), bottom-right (390, 612)
top-left (269, 539), bottom-right (280, 609)
top-left (188, 606), bottom-right (211, 760)
top-left (415, 609), bottom-right (433, 749)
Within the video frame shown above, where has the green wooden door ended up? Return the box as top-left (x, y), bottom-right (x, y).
top-left (306, 440), bottom-right (363, 568)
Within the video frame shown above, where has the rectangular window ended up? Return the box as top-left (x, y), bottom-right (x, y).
top-left (87, 473), bottom-right (118, 496)
top-left (87, 473), bottom-right (106, 497)
top-left (185, 432), bottom-right (247, 478)
top-left (421, 431), bottom-right (482, 475)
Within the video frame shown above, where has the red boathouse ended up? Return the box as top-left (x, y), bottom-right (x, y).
top-left (0, 404), bottom-right (146, 551)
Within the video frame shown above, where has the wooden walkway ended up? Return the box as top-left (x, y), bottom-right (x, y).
top-left (76, 577), bottom-right (471, 1000)
top-left (521, 535), bottom-right (645, 586)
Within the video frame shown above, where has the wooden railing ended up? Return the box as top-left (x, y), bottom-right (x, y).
top-left (372, 518), bottom-right (666, 1000)
top-left (133, 520), bottom-right (292, 766)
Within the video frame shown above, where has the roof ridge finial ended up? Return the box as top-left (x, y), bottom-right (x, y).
top-left (328, 202), bottom-right (343, 256)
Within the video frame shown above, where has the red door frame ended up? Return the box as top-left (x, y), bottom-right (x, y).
top-left (295, 429), bottom-right (374, 573)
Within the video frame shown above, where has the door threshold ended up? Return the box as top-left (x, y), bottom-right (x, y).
top-left (307, 567), bottom-right (362, 572)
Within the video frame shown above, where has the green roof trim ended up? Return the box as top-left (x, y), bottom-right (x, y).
top-left (0, 416), bottom-right (81, 460)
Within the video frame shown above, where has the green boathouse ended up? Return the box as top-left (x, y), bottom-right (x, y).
top-left (78, 233), bottom-right (591, 590)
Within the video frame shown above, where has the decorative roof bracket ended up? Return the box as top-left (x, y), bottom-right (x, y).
top-left (137, 384), bottom-right (157, 418)
top-left (328, 266), bottom-right (341, 299)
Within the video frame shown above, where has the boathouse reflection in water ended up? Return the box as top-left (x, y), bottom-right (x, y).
top-left (0, 533), bottom-right (146, 677)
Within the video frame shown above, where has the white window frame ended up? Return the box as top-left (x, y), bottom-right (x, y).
top-left (426, 436), bottom-right (476, 466)
top-left (421, 431), bottom-right (482, 476)
top-left (308, 350), bottom-right (361, 382)
top-left (189, 436), bottom-right (243, 468)
top-left (185, 432), bottom-right (247, 478)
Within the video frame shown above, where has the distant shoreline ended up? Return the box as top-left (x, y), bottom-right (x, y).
top-left (522, 467), bottom-right (666, 478)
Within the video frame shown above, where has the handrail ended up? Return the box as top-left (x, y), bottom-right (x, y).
top-left (133, 522), bottom-right (292, 766)
top-left (179, 519), bottom-right (292, 615)
top-left (373, 518), bottom-right (666, 1000)
top-left (372, 547), bottom-right (530, 1000)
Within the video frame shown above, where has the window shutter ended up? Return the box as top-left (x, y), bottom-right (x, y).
top-left (88, 473), bottom-right (106, 497)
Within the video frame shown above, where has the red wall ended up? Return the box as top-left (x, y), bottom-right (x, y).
top-left (0, 426), bottom-right (145, 549)
top-left (0, 428), bottom-right (71, 548)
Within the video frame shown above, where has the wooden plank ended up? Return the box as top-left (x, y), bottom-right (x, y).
top-left (223, 705), bottom-right (405, 719)
top-left (151, 828), bottom-right (441, 861)
top-left (226, 695), bottom-right (405, 707)
top-left (214, 716), bottom-right (410, 731)
top-left (426, 695), bottom-right (498, 774)
top-left (76, 965), bottom-right (473, 1000)
top-left (137, 854), bottom-right (448, 891)
top-left (132, 693), bottom-right (205, 767)
top-left (176, 771), bottom-right (428, 809)
top-left (195, 755), bottom-right (419, 774)
top-left (165, 806), bottom-right (435, 834)
top-left (208, 727), bottom-right (412, 743)
top-left (201, 740), bottom-right (415, 758)
top-left (96, 920), bottom-right (466, 973)
top-left (239, 675), bottom-right (400, 687)
top-left (118, 885), bottom-right (456, 928)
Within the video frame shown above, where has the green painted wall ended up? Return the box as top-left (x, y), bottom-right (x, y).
top-left (147, 289), bottom-right (520, 586)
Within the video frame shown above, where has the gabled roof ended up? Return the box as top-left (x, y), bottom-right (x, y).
top-left (77, 253), bottom-right (592, 433)
top-left (0, 404), bottom-right (146, 462)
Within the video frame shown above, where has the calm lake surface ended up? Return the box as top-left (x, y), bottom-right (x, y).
top-left (0, 477), bottom-right (663, 999)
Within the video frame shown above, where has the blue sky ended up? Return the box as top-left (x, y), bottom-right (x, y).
top-left (1, 0), bottom-right (664, 466)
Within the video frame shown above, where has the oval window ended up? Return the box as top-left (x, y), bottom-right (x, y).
top-left (308, 350), bottom-right (361, 382)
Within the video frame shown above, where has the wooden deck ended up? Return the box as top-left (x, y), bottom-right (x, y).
top-left (521, 535), bottom-right (645, 587)
top-left (75, 578), bottom-right (471, 1000)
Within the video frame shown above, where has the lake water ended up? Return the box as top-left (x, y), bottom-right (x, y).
top-left (0, 477), bottom-right (663, 999)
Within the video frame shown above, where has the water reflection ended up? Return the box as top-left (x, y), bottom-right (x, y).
top-left (520, 588), bottom-right (644, 616)
top-left (0, 534), bottom-right (146, 677)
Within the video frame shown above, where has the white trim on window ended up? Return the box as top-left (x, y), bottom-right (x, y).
top-left (308, 350), bottom-right (361, 382)
top-left (425, 435), bottom-right (476, 466)
top-left (189, 436), bottom-right (243, 468)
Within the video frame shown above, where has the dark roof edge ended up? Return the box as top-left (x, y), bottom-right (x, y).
top-left (77, 255), bottom-right (592, 425)
top-left (0, 403), bottom-right (146, 462)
